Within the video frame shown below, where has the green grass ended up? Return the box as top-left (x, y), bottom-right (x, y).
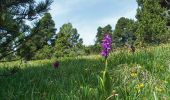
top-left (1, 44), bottom-right (170, 100)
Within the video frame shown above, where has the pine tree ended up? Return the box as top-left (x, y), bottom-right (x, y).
top-left (113, 17), bottom-right (137, 47)
top-left (0, 0), bottom-right (52, 60)
top-left (136, 0), bottom-right (169, 45)
top-left (17, 13), bottom-right (56, 60)
top-left (160, 0), bottom-right (170, 26)
top-left (55, 23), bottom-right (83, 57)
top-left (95, 25), bottom-right (112, 45)
top-left (31, 13), bottom-right (56, 49)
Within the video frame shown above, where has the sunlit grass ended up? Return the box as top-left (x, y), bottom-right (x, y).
top-left (0, 44), bottom-right (170, 99)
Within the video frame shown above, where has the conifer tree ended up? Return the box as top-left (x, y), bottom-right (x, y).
top-left (136, 0), bottom-right (169, 45)
top-left (113, 17), bottom-right (137, 47)
top-left (17, 13), bottom-right (56, 60)
top-left (0, 0), bottom-right (52, 60)
top-left (55, 23), bottom-right (83, 57)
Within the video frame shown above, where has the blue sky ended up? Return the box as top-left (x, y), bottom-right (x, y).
top-left (47, 0), bottom-right (138, 45)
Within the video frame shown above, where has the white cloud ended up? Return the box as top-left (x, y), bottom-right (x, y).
top-left (49, 2), bottom-right (70, 17)
top-left (100, 8), bottom-right (137, 29)
top-left (74, 8), bottom-right (137, 45)
top-left (72, 21), bottom-right (98, 45)
top-left (49, 0), bottom-right (137, 45)
top-left (49, 0), bottom-right (105, 18)
top-left (99, 16), bottom-right (119, 29)
top-left (123, 8), bottom-right (137, 20)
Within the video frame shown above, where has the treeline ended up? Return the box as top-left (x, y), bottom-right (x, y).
top-left (92, 0), bottom-right (170, 53)
top-left (0, 0), bottom-right (85, 61)
top-left (0, 0), bottom-right (170, 61)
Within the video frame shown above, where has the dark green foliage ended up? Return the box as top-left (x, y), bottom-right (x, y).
top-left (17, 13), bottom-right (56, 60)
top-left (17, 39), bottom-right (37, 61)
top-left (95, 25), bottom-right (113, 45)
top-left (113, 17), bottom-right (137, 47)
top-left (160, 0), bottom-right (170, 8)
top-left (0, 0), bottom-right (52, 60)
top-left (55, 23), bottom-right (84, 57)
top-left (0, 0), bottom-right (52, 20)
top-left (34, 45), bottom-right (55, 60)
top-left (160, 0), bottom-right (170, 27)
top-left (136, 0), bottom-right (169, 45)
top-left (31, 13), bottom-right (56, 49)
top-left (84, 45), bottom-right (101, 55)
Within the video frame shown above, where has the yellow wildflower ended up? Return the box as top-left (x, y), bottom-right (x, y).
top-left (130, 72), bottom-right (138, 77)
top-left (137, 83), bottom-right (144, 88)
top-left (155, 86), bottom-right (163, 92)
top-left (136, 83), bottom-right (144, 93)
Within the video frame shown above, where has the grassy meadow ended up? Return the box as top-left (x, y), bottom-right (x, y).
top-left (0, 44), bottom-right (170, 100)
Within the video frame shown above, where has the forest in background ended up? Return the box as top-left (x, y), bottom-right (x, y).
top-left (0, 0), bottom-right (170, 61)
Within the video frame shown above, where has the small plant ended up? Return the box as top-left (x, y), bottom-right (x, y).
top-left (99, 33), bottom-right (112, 98)
top-left (53, 61), bottom-right (60, 69)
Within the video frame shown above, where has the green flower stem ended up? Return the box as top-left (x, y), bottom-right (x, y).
top-left (103, 58), bottom-right (107, 80)
top-left (105, 58), bottom-right (108, 72)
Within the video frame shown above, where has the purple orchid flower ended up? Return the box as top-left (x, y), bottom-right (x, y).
top-left (53, 61), bottom-right (60, 69)
top-left (101, 34), bottom-right (112, 58)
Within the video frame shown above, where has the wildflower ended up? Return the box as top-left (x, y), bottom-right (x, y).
top-left (155, 86), bottom-right (163, 92)
top-left (101, 34), bottom-right (112, 58)
top-left (130, 72), bottom-right (138, 77)
top-left (100, 33), bottom-right (112, 95)
top-left (136, 83), bottom-right (144, 93)
top-left (136, 64), bottom-right (142, 69)
top-left (112, 90), bottom-right (118, 96)
top-left (136, 83), bottom-right (144, 88)
top-left (53, 61), bottom-right (60, 68)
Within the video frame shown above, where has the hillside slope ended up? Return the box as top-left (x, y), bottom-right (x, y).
top-left (0, 44), bottom-right (170, 99)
